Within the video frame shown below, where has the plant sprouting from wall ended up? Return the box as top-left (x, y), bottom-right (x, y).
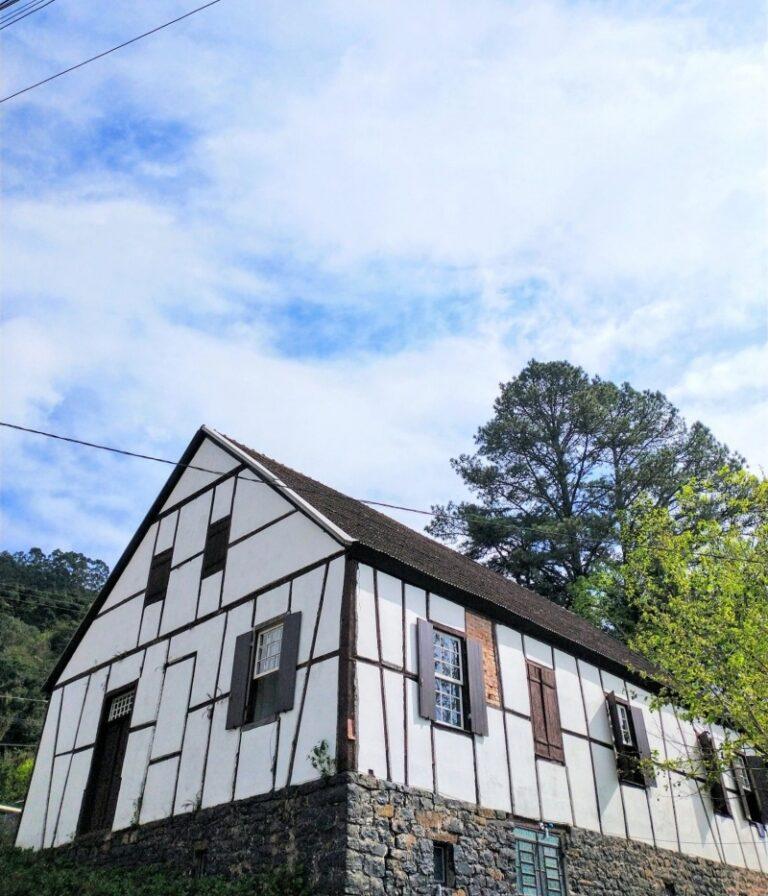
top-left (308, 739), bottom-right (335, 781)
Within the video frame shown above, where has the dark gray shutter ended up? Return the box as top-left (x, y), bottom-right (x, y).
top-left (605, 692), bottom-right (624, 747)
top-left (630, 705), bottom-right (656, 787)
top-left (733, 756), bottom-right (754, 821)
top-left (697, 731), bottom-right (730, 816)
top-left (275, 612), bottom-right (302, 714)
top-left (226, 631), bottom-right (253, 729)
top-left (417, 618), bottom-right (436, 721)
top-left (466, 638), bottom-right (488, 736)
top-left (745, 755), bottom-right (768, 824)
top-left (145, 549), bottom-right (173, 604)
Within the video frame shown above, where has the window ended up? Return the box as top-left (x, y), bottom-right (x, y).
top-left (514, 827), bottom-right (566, 896)
top-left (433, 842), bottom-right (454, 889)
top-left (225, 612), bottom-right (302, 730)
top-left (145, 548), bottom-right (172, 604)
top-left (605, 693), bottom-right (655, 788)
top-left (696, 730), bottom-right (730, 816)
top-left (527, 661), bottom-right (564, 763)
top-left (202, 515), bottom-right (231, 578)
top-left (416, 618), bottom-right (488, 736)
top-left (434, 630), bottom-right (464, 728)
top-left (733, 753), bottom-right (768, 824)
top-left (662, 883), bottom-right (676, 896)
top-left (616, 703), bottom-right (634, 748)
top-left (732, 754), bottom-right (752, 793)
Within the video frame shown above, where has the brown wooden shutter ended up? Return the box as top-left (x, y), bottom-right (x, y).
top-left (466, 638), bottom-right (488, 736)
top-left (417, 618), bottom-right (436, 721)
top-left (630, 705), bottom-right (656, 788)
top-left (697, 731), bottom-right (731, 816)
top-left (226, 630), bottom-right (253, 729)
top-left (540, 666), bottom-right (564, 762)
top-left (275, 612), bottom-right (302, 714)
top-left (527, 661), bottom-right (563, 762)
top-left (202, 515), bottom-right (231, 577)
top-left (605, 692), bottom-right (624, 748)
top-left (744, 755), bottom-right (768, 824)
top-left (145, 549), bottom-right (172, 604)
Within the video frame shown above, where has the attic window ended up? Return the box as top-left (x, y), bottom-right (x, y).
top-left (145, 549), bottom-right (172, 604)
top-left (202, 515), bottom-right (231, 578)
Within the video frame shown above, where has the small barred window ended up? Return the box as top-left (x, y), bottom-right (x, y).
top-left (108, 690), bottom-right (135, 722)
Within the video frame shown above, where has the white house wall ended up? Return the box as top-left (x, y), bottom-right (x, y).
top-left (18, 435), bottom-right (346, 850)
top-left (352, 563), bottom-right (762, 872)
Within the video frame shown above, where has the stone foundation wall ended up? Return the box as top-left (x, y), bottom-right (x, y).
top-left (42, 773), bottom-right (768, 896)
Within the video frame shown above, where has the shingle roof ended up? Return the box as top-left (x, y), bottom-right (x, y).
top-left (227, 436), bottom-right (656, 681)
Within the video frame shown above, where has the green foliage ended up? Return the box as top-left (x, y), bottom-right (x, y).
top-left (0, 753), bottom-right (34, 805)
top-left (428, 359), bottom-right (739, 627)
top-left (0, 845), bottom-right (310, 896)
top-left (308, 739), bottom-right (335, 780)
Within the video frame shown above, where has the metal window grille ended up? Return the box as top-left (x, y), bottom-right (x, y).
top-left (254, 624), bottom-right (283, 678)
top-left (108, 691), bottom-right (135, 722)
top-left (514, 828), bottom-right (566, 896)
top-left (433, 631), bottom-right (463, 728)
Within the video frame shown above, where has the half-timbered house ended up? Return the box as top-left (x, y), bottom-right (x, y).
top-left (15, 427), bottom-right (768, 895)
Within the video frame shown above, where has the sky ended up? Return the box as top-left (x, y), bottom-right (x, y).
top-left (0, 0), bottom-right (766, 568)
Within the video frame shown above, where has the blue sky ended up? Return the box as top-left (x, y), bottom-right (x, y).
top-left (1, 0), bottom-right (766, 568)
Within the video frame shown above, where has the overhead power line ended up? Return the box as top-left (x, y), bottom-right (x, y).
top-left (0, 0), bottom-right (56, 30)
top-left (0, 0), bottom-right (224, 104)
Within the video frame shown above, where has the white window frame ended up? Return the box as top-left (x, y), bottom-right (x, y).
top-left (733, 754), bottom-right (752, 793)
top-left (253, 623), bottom-right (283, 679)
top-left (433, 630), bottom-right (464, 729)
top-left (616, 702), bottom-right (635, 748)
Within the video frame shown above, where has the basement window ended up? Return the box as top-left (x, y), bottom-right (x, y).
top-left (433, 842), bottom-right (454, 889)
top-left (514, 827), bottom-right (566, 896)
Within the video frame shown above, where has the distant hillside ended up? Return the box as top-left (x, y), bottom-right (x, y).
top-left (0, 549), bottom-right (109, 801)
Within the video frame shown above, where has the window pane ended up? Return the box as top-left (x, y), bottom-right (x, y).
top-left (617, 704), bottom-right (634, 747)
top-left (434, 632), bottom-right (462, 681)
top-left (255, 624), bottom-right (283, 677)
top-left (435, 677), bottom-right (463, 728)
top-left (251, 671), bottom-right (279, 721)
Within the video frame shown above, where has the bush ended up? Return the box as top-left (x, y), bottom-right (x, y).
top-left (0, 845), bottom-right (310, 896)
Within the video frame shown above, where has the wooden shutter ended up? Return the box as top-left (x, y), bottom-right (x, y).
top-left (275, 612), bottom-right (302, 714)
top-left (466, 638), bottom-right (488, 736)
top-left (744, 755), bottom-right (768, 824)
top-left (202, 515), bottom-right (231, 577)
top-left (527, 661), bottom-right (564, 762)
top-left (697, 731), bottom-right (731, 816)
top-left (630, 705), bottom-right (656, 788)
top-left (226, 630), bottom-right (253, 729)
top-left (733, 756), bottom-right (755, 821)
top-left (417, 618), bottom-right (436, 721)
top-left (145, 549), bottom-right (172, 604)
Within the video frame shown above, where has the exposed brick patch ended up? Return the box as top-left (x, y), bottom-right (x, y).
top-left (465, 611), bottom-right (501, 706)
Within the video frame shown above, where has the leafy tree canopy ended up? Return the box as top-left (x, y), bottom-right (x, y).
top-left (427, 359), bottom-right (741, 627)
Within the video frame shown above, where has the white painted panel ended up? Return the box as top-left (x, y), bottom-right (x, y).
top-left (601, 670), bottom-right (626, 699)
top-left (404, 584), bottom-right (427, 674)
top-left (198, 570), bottom-right (222, 617)
top-left (217, 601), bottom-right (255, 695)
top-left (61, 595), bottom-right (144, 680)
top-left (15, 688), bottom-right (61, 849)
top-left (591, 742), bottom-right (626, 837)
top-left (405, 678), bottom-right (433, 791)
top-left (647, 773), bottom-right (679, 854)
top-left (659, 704), bottom-right (687, 763)
top-left (356, 662), bottom-right (387, 778)
top-left (673, 773), bottom-right (721, 862)
top-left (172, 492), bottom-right (212, 566)
top-left (174, 707), bottom-right (212, 814)
top-left (235, 721), bottom-right (279, 800)
top-left (221, 513), bottom-right (338, 607)
top-left (212, 477), bottom-right (235, 522)
top-left (44, 754), bottom-right (70, 847)
top-left (75, 667), bottom-right (109, 749)
top-left (291, 657), bottom-right (338, 785)
top-left (563, 734), bottom-right (600, 831)
top-left (229, 474), bottom-right (294, 541)
top-left (383, 669), bottom-right (405, 784)
top-left (53, 748), bottom-right (92, 846)
top-left (108, 650), bottom-right (144, 692)
top-left (274, 668), bottom-right (307, 789)
top-left (100, 525), bottom-right (157, 611)
top-left (553, 650), bottom-right (587, 735)
top-left (132, 642), bottom-right (168, 726)
top-left (138, 600), bottom-right (162, 643)
top-left (292, 565), bottom-right (325, 662)
top-left (538, 760), bottom-right (572, 825)
top-left (715, 813), bottom-right (747, 869)
top-left (113, 727), bottom-right (153, 830)
top-left (170, 615), bottom-right (226, 706)
top-left (737, 809), bottom-right (763, 871)
top-left (140, 756), bottom-right (179, 824)
top-left (56, 677), bottom-right (89, 754)
top-left (377, 572), bottom-right (403, 667)
top-left (253, 582), bottom-right (290, 628)
top-left (622, 784), bottom-right (654, 845)
top-left (201, 698), bottom-right (239, 808)
top-left (506, 712), bottom-right (539, 820)
top-left (156, 511), bottom-right (177, 554)
top-left (496, 626), bottom-right (530, 716)
top-left (161, 555), bottom-right (204, 635)
top-left (356, 565), bottom-right (378, 660)
top-left (579, 661), bottom-right (613, 743)
top-left (429, 593), bottom-right (465, 631)
top-left (151, 657), bottom-right (194, 759)
top-left (476, 708), bottom-right (511, 812)
top-left (162, 438), bottom-right (238, 511)
top-left (524, 636), bottom-right (553, 668)
top-left (314, 556), bottom-right (344, 658)
top-left (434, 728), bottom-right (475, 804)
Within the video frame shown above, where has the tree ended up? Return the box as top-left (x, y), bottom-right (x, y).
top-left (427, 360), bottom-right (740, 622)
